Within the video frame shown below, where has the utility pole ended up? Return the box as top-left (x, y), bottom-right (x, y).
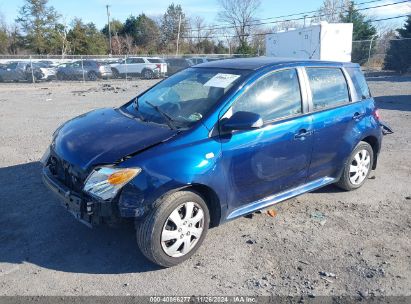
top-left (176, 14), bottom-right (182, 56)
top-left (106, 5), bottom-right (112, 55)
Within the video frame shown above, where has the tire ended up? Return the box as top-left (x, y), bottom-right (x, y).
top-left (111, 68), bottom-right (120, 79)
top-left (142, 69), bottom-right (154, 79)
top-left (336, 141), bottom-right (374, 191)
top-left (136, 190), bottom-right (210, 267)
top-left (27, 74), bottom-right (38, 83)
top-left (87, 71), bottom-right (98, 81)
top-left (56, 72), bottom-right (65, 81)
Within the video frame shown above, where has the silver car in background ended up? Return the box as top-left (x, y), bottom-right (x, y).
top-left (56, 60), bottom-right (112, 81)
top-left (110, 57), bottom-right (167, 79)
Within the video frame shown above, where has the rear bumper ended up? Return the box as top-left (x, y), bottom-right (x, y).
top-left (42, 166), bottom-right (115, 227)
top-left (99, 71), bottom-right (113, 78)
top-left (380, 121), bottom-right (394, 135)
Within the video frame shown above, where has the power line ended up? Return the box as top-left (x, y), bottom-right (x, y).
top-left (353, 36), bottom-right (411, 42)
top-left (185, 0), bottom-right (390, 32)
top-left (183, 14), bottom-right (411, 40)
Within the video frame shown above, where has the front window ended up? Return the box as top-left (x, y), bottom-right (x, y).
top-left (125, 68), bottom-right (251, 129)
top-left (230, 69), bottom-right (302, 123)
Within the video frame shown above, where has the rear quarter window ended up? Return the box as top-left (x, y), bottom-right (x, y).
top-left (346, 67), bottom-right (371, 100)
top-left (148, 59), bottom-right (163, 63)
top-left (306, 67), bottom-right (350, 110)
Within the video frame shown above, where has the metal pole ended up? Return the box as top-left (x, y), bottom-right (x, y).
top-left (29, 55), bottom-right (35, 84)
top-left (367, 35), bottom-right (377, 68)
top-left (176, 14), bottom-right (182, 56)
top-left (106, 5), bottom-right (112, 55)
top-left (125, 55), bottom-right (128, 81)
top-left (81, 56), bottom-right (85, 83)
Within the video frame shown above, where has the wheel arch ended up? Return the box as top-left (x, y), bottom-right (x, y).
top-left (360, 135), bottom-right (380, 170)
top-left (169, 184), bottom-right (222, 228)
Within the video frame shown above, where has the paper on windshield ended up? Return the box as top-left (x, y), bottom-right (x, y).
top-left (204, 73), bottom-right (241, 88)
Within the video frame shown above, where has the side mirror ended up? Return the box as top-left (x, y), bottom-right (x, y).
top-left (221, 111), bottom-right (263, 132)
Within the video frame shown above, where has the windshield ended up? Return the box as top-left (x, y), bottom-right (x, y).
top-left (125, 67), bottom-right (251, 129)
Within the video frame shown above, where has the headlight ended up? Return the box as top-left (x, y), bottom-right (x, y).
top-left (83, 167), bottom-right (141, 200)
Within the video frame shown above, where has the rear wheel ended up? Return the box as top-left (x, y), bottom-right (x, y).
top-left (336, 141), bottom-right (374, 191)
top-left (136, 190), bottom-right (210, 267)
top-left (142, 69), bottom-right (154, 79)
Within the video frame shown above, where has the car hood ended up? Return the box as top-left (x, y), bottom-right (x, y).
top-left (53, 108), bottom-right (177, 170)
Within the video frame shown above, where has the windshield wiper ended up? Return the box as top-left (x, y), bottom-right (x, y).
top-left (132, 97), bottom-right (146, 121)
top-left (145, 100), bottom-right (177, 130)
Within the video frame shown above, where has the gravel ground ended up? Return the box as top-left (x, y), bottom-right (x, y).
top-left (0, 76), bottom-right (410, 297)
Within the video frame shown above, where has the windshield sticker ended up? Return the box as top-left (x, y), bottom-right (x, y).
top-left (204, 73), bottom-right (241, 88)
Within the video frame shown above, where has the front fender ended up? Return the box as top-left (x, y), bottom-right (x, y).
top-left (116, 127), bottom-right (227, 219)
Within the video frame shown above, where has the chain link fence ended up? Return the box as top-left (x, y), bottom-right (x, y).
top-left (0, 38), bottom-right (409, 85)
top-left (352, 38), bottom-right (411, 75)
top-left (0, 53), bottom-right (249, 84)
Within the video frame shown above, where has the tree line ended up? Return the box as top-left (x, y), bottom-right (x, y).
top-left (0, 0), bottom-right (230, 56)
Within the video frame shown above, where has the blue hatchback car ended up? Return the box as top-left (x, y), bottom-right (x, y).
top-left (42, 57), bottom-right (388, 267)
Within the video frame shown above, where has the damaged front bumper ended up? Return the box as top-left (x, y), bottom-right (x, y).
top-left (42, 166), bottom-right (116, 227)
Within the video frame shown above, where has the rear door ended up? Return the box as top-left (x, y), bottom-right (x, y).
top-left (133, 58), bottom-right (146, 74)
top-left (70, 61), bottom-right (83, 78)
top-left (303, 67), bottom-right (365, 181)
top-left (220, 68), bottom-right (314, 213)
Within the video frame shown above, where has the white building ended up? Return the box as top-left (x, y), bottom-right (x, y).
top-left (265, 22), bottom-right (353, 62)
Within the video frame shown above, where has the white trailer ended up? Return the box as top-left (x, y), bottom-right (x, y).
top-left (265, 22), bottom-right (353, 62)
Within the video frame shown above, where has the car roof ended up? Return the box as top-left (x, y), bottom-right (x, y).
top-left (195, 57), bottom-right (359, 70)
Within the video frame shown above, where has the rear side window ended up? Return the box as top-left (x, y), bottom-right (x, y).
top-left (126, 58), bottom-right (145, 64)
top-left (346, 67), bottom-right (371, 100)
top-left (148, 59), bottom-right (163, 63)
top-left (306, 68), bottom-right (349, 110)
top-left (232, 69), bottom-right (302, 122)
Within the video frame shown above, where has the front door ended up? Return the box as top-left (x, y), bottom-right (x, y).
top-left (220, 68), bottom-right (313, 213)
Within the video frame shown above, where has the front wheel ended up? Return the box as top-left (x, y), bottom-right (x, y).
top-left (136, 190), bottom-right (210, 267)
top-left (336, 141), bottom-right (374, 191)
top-left (111, 68), bottom-right (120, 78)
top-left (87, 71), bottom-right (98, 81)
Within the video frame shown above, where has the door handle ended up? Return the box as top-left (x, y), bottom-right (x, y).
top-left (294, 129), bottom-right (313, 139)
top-left (352, 112), bottom-right (365, 120)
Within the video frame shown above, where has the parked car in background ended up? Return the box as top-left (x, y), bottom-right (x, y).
top-left (190, 57), bottom-right (209, 65)
top-left (26, 62), bottom-right (57, 81)
top-left (189, 57), bottom-right (222, 65)
top-left (165, 58), bottom-right (194, 76)
top-left (56, 60), bottom-right (112, 81)
top-left (41, 57), bottom-right (391, 267)
top-left (0, 61), bottom-right (31, 82)
top-left (110, 57), bottom-right (167, 79)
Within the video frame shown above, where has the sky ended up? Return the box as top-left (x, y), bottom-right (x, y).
top-left (0, 0), bottom-right (410, 30)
